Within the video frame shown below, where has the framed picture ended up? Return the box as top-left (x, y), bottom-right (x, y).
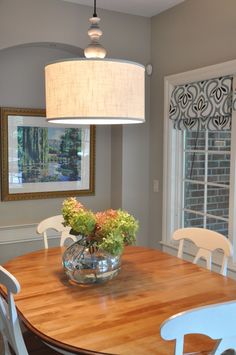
top-left (1, 107), bottom-right (95, 201)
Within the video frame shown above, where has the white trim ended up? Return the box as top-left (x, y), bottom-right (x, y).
top-left (163, 59), bottom-right (236, 257)
top-left (165, 59), bottom-right (236, 85)
top-left (204, 130), bottom-right (208, 227)
top-left (184, 149), bottom-right (231, 154)
top-left (183, 209), bottom-right (229, 222)
top-left (180, 132), bottom-right (185, 229)
top-left (183, 179), bottom-right (229, 189)
top-left (176, 131), bottom-right (184, 229)
top-left (228, 77), bottom-right (236, 262)
top-left (162, 80), bottom-right (175, 245)
top-left (0, 235), bottom-right (60, 245)
top-left (0, 223), bottom-right (61, 245)
top-left (0, 223), bottom-right (37, 231)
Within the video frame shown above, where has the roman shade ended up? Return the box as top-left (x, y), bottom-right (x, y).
top-left (169, 76), bottom-right (233, 130)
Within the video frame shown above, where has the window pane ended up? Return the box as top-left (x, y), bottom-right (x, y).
top-left (185, 130), bottom-right (205, 150)
top-left (206, 217), bottom-right (228, 237)
top-left (207, 154), bottom-right (230, 185)
top-left (184, 152), bottom-right (205, 181)
top-left (184, 182), bottom-right (204, 212)
top-left (208, 131), bottom-right (231, 151)
top-left (184, 211), bottom-right (204, 228)
top-left (207, 185), bottom-right (229, 219)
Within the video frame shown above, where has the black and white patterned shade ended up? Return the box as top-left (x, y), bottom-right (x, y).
top-left (169, 76), bottom-right (233, 130)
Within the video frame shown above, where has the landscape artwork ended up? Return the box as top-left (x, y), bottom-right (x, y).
top-left (17, 126), bottom-right (82, 184)
top-left (1, 108), bottom-right (95, 200)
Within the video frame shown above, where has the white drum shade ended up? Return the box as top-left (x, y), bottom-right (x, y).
top-left (45, 59), bottom-right (145, 124)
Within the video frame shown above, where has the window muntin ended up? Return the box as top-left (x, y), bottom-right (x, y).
top-left (182, 130), bottom-right (230, 237)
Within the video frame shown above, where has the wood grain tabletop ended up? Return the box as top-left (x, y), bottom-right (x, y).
top-left (2, 246), bottom-right (236, 355)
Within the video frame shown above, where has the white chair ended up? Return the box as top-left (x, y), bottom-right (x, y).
top-left (0, 265), bottom-right (28, 355)
top-left (0, 265), bottom-right (76, 355)
top-left (0, 266), bottom-right (64, 354)
top-left (160, 300), bottom-right (236, 355)
top-left (172, 228), bottom-right (233, 276)
top-left (37, 215), bottom-right (77, 249)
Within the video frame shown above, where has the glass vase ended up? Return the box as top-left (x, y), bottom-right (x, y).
top-left (62, 239), bottom-right (121, 284)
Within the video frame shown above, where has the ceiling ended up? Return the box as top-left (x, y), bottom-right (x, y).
top-left (62, 0), bottom-right (185, 17)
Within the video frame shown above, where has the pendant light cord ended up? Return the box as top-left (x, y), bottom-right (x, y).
top-left (93, 0), bottom-right (97, 17)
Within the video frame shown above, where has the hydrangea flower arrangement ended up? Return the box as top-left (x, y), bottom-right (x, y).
top-left (62, 198), bottom-right (139, 256)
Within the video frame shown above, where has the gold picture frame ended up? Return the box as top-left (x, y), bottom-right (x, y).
top-left (1, 107), bottom-right (95, 201)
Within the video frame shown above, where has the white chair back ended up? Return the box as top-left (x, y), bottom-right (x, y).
top-left (37, 215), bottom-right (77, 249)
top-left (0, 265), bottom-right (76, 355)
top-left (160, 300), bottom-right (236, 355)
top-left (172, 228), bottom-right (233, 276)
top-left (0, 266), bottom-right (28, 355)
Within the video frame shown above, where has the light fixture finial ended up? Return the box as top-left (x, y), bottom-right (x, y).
top-left (84, 16), bottom-right (107, 59)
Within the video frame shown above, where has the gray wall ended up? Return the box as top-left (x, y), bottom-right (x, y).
top-left (0, 44), bottom-right (111, 223)
top-left (0, 0), bottom-right (151, 262)
top-left (150, 0), bottom-right (236, 247)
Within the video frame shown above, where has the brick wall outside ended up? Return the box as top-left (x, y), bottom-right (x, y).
top-left (183, 130), bottom-right (230, 237)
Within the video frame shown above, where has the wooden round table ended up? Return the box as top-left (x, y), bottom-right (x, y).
top-left (2, 246), bottom-right (236, 354)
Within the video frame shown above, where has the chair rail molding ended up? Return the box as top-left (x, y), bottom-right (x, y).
top-left (0, 223), bottom-right (61, 245)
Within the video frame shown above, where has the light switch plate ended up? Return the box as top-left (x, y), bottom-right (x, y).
top-left (153, 179), bottom-right (159, 192)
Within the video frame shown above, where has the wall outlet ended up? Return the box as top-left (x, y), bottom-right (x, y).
top-left (153, 179), bottom-right (159, 192)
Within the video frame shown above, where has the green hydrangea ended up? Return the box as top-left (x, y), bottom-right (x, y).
top-left (62, 198), bottom-right (139, 256)
top-left (99, 231), bottom-right (125, 256)
top-left (62, 198), bottom-right (96, 237)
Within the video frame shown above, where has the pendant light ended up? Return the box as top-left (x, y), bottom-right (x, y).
top-left (45, 0), bottom-right (145, 125)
